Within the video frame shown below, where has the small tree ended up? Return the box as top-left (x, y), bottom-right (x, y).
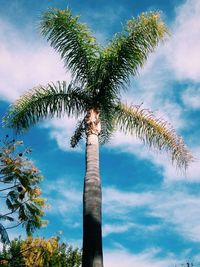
top-left (0, 136), bottom-right (46, 245)
top-left (0, 238), bottom-right (24, 266)
top-left (0, 236), bottom-right (82, 267)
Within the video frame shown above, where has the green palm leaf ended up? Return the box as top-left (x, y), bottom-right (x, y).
top-left (70, 119), bottom-right (85, 148)
top-left (3, 82), bottom-right (88, 132)
top-left (40, 7), bottom-right (100, 84)
top-left (114, 102), bottom-right (193, 168)
top-left (101, 12), bottom-right (168, 92)
top-left (99, 109), bottom-right (116, 144)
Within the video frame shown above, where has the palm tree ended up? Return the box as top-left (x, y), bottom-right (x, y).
top-left (4, 8), bottom-right (192, 267)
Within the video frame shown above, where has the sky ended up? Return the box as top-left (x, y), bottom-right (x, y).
top-left (0, 0), bottom-right (200, 266)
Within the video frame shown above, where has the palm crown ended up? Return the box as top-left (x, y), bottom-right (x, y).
top-left (4, 8), bottom-right (192, 168)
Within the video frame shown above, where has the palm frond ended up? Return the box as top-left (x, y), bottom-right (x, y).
top-left (40, 7), bottom-right (100, 84)
top-left (70, 119), bottom-right (85, 148)
top-left (114, 102), bottom-right (193, 169)
top-left (100, 12), bottom-right (168, 92)
top-left (3, 82), bottom-right (88, 132)
top-left (99, 109), bottom-right (116, 144)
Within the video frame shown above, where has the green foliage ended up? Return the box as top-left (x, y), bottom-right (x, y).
top-left (101, 12), bottom-right (168, 91)
top-left (114, 102), bottom-right (193, 168)
top-left (0, 137), bottom-right (47, 244)
top-left (3, 82), bottom-right (88, 132)
top-left (3, 7), bottom-right (193, 168)
top-left (40, 7), bottom-right (100, 84)
top-left (0, 238), bottom-right (25, 267)
top-left (70, 119), bottom-right (85, 148)
top-left (0, 236), bottom-right (82, 267)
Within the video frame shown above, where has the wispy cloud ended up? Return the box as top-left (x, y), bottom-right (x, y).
top-left (103, 186), bottom-right (200, 243)
top-left (44, 178), bottom-right (82, 217)
top-left (45, 177), bottom-right (200, 244)
top-left (103, 222), bottom-right (160, 237)
top-left (181, 87), bottom-right (200, 110)
top-left (104, 248), bottom-right (176, 267)
top-left (165, 0), bottom-right (200, 82)
top-left (42, 116), bottom-right (83, 152)
top-left (103, 222), bottom-right (135, 237)
top-left (0, 19), bottom-right (69, 102)
top-left (148, 190), bottom-right (200, 243)
top-left (0, 18), bottom-right (76, 151)
top-left (108, 130), bottom-right (200, 182)
top-left (122, 0), bottom-right (200, 126)
top-left (106, 0), bottom-right (200, 182)
top-left (103, 187), bottom-right (154, 217)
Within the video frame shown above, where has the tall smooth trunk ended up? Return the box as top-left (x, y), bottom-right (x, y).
top-left (82, 133), bottom-right (103, 267)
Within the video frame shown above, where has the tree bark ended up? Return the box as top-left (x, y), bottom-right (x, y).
top-left (82, 109), bottom-right (103, 267)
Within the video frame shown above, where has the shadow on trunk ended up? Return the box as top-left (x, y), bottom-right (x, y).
top-left (82, 212), bottom-right (103, 267)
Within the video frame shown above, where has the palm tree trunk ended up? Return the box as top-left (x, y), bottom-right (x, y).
top-left (82, 109), bottom-right (103, 267)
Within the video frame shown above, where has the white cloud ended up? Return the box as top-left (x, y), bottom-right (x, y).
top-left (42, 116), bottom-right (83, 152)
top-left (108, 128), bottom-right (200, 183)
top-left (145, 145), bottom-right (200, 183)
top-left (166, 0), bottom-right (200, 82)
top-left (0, 18), bottom-right (78, 151)
top-left (102, 0), bottom-right (200, 186)
top-left (44, 178), bottom-right (82, 216)
top-left (103, 222), bottom-right (135, 237)
top-left (0, 19), bottom-right (70, 102)
top-left (102, 186), bottom-right (200, 243)
top-left (126, 143), bottom-right (200, 183)
top-left (43, 175), bottom-right (200, 244)
top-left (103, 187), bottom-right (154, 215)
top-left (161, 150), bottom-right (200, 183)
top-left (149, 190), bottom-right (200, 243)
top-left (103, 222), bottom-right (160, 237)
top-left (104, 248), bottom-right (176, 267)
top-left (182, 87), bottom-right (200, 109)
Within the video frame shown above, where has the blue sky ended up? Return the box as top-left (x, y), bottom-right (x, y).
top-left (0, 0), bottom-right (200, 266)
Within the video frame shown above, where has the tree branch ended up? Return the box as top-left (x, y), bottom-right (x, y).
top-left (0, 184), bottom-right (19, 192)
top-left (5, 222), bottom-right (22, 230)
top-left (0, 199), bottom-right (30, 218)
